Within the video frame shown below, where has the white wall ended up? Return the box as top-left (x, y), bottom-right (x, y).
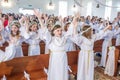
top-left (91, 0), bottom-right (106, 18)
top-left (1, 0), bottom-right (119, 20)
top-left (1, 0), bottom-right (78, 16)
top-left (111, 0), bottom-right (120, 21)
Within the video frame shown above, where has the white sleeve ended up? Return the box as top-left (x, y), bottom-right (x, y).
top-left (0, 44), bottom-right (16, 62)
top-left (93, 30), bottom-right (110, 41)
top-left (0, 37), bottom-right (5, 46)
top-left (114, 28), bottom-right (120, 36)
top-left (69, 34), bottom-right (83, 46)
top-left (39, 27), bottom-right (52, 46)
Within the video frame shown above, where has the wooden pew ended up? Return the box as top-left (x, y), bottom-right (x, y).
top-left (0, 42), bottom-right (9, 51)
top-left (94, 39), bottom-right (103, 52)
top-left (67, 51), bottom-right (79, 75)
top-left (39, 40), bottom-right (45, 54)
top-left (25, 54), bottom-right (49, 80)
top-left (93, 39), bottom-right (116, 53)
top-left (22, 42), bottom-right (29, 56)
top-left (106, 46), bottom-right (120, 76)
top-left (0, 56), bottom-right (45, 80)
top-left (114, 46), bottom-right (120, 76)
top-left (0, 63), bottom-right (13, 78)
top-left (0, 51), bottom-right (79, 80)
top-left (115, 46), bottom-right (120, 76)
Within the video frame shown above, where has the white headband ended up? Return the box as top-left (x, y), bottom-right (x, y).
top-left (80, 27), bottom-right (92, 34)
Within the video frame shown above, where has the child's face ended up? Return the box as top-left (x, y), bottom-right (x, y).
top-left (11, 25), bottom-right (19, 33)
top-left (53, 28), bottom-right (62, 37)
top-left (108, 25), bottom-right (112, 30)
top-left (115, 26), bottom-right (119, 30)
top-left (30, 24), bottom-right (38, 32)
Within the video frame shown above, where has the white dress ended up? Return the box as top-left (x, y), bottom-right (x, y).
top-left (0, 35), bottom-right (5, 46)
top-left (68, 26), bottom-right (106, 80)
top-left (114, 28), bottom-right (120, 46)
top-left (104, 46), bottom-right (115, 76)
top-left (39, 28), bottom-right (49, 54)
top-left (65, 38), bottom-right (76, 51)
top-left (0, 44), bottom-right (16, 62)
top-left (100, 30), bottom-right (113, 67)
top-left (63, 31), bottom-right (76, 52)
top-left (25, 32), bottom-right (41, 56)
top-left (7, 35), bottom-right (24, 58)
top-left (44, 29), bottom-right (69, 80)
top-left (13, 37), bottom-right (24, 57)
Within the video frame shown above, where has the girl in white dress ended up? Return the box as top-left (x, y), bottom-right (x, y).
top-left (64, 22), bottom-right (76, 51)
top-left (8, 21), bottom-right (24, 57)
top-left (68, 17), bottom-right (110, 80)
top-left (99, 25), bottom-right (113, 67)
top-left (0, 40), bottom-right (16, 62)
top-left (25, 21), bottom-right (41, 56)
top-left (0, 27), bottom-right (5, 46)
top-left (45, 24), bottom-right (69, 80)
top-left (114, 25), bottom-right (120, 46)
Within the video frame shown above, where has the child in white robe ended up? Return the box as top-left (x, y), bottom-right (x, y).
top-left (8, 21), bottom-right (24, 57)
top-left (45, 24), bottom-right (69, 80)
top-left (24, 21), bottom-right (41, 56)
top-left (64, 22), bottom-right (76, 51)
top-left (99, 25), bottom-right (114, 67)
top-left (114, 25), bottom-right (120, 46)
top-left (0, 38), bottom-right (16, 62)
top-left (68, 17), bottom-right (110, 80)
top-left (33, 9), bottom-right (70, 80)
top-left (0, 30), bottom-right (5, 46)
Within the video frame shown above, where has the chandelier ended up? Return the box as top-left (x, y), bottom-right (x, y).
top-left (1, 0), bottom-right (12, 7)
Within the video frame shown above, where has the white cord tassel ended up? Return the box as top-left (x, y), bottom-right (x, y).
top-left (24, 71), bottom-right (30, 80)
top-left (44, 67), bottom-right (48, 75)
top-left (68, 66), bottom-right (72, 73)
top-left (1, 75), bottom-right (7, 80)
top-left (104, 46), bottom-right (115, 76)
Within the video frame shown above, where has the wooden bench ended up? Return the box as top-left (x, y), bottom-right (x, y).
top-left (67, 51), bottom-right (79, 75)
top-left (93, 39), bottom-right (116, 53)
top-left (105, 46), bottom-right (120, 76)
top-left (0, 51), bottom-right (79, 80)
top-left (0, 41), bottom-right (45, 56)
top-left (115, 46), bottom-right (120, 76)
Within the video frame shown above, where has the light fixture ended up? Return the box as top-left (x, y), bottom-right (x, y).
top-left (1, 0), bottom-right (12, 8)
top-left (96, 4), bottom-right (100, 8)
top-left (4, 0), bottom-right (8, 3)
top-left (47, 0), bottom-right (55, 10)
top-left (72, 0), bottom-right (78, 12)
top-left (73, 4), bottom-right (76, 8)
top-left (49, 0), bottom-right (53, 6)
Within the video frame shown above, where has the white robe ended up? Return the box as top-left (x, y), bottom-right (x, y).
top-left (25, 32), bottom-right (41, 56)
top-left (14, 37), bottom-right (24, 57)
top-left (44, 28), bottom-right (69, 80)
top-left (68, 25), bottom-right (106, 80)
top-left (100, 30), bottom-right (113, 67)
top-left (114, 28), bottom-right (120, 46)
top-left (0, 44), bottom-right (16, 62)
top-left (104, 46), bottom-right (115, 76)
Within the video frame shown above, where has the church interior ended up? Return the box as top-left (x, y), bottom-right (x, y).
top-left (0, 0), bottom-right (120, 80)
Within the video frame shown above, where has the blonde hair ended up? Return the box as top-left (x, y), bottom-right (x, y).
top-left (10, 21), bottom-right (21, 28)
top-left (28, 21), bottom-right (38, 31)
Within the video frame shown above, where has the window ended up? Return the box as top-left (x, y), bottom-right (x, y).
top-left (59, 1), bottom-right (67, 17)
top-left (104, 0), bottom-right (112, 20)
top-left (19, 8), bottom-right (40, 15)
top-left (86, 2), bottom-right (92, 16)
